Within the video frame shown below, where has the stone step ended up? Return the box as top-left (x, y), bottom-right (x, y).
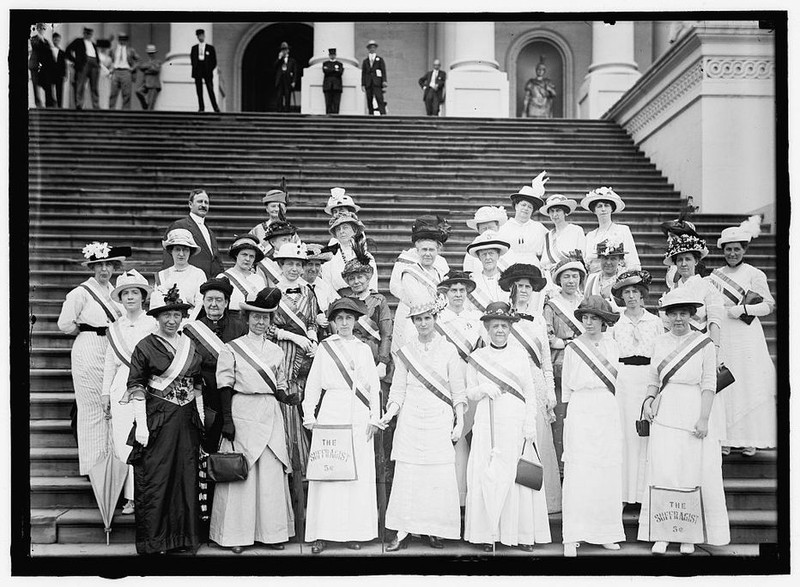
top-left (721, 450), bottom-right (780, 479)
top-left (30, 392), bottom-right (75, 419)
top-left (30, 419), bottom-right (76, 448)
top-left (31, 447), bottom-right (80, 476)
top-left (31, 477), bottom-right (95, 508)
top-left (722, 478), bottom-right (778, 510)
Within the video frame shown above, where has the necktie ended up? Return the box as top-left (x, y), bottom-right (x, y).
top-left (285, 287), bottom-right (302, 294)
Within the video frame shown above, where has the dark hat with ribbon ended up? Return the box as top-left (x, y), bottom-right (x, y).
top-left (228, 234), bottom-right (265, 263)
top-left (510, 171), bottom-right (549, 209)
top-left (411, 214), bottom-right (450, 245)
top-left (480, 301), bottom-right (520, 323)
top-left (611, 269), bottom-right (652, 298)
top-left (239, 287), bottom-right (282, 314)
top-left (438, 270), bottom-right (476, 293)
top-left (263, 220), bottom-right (298, 242)
top-left (262, 188), bottom-right (287, 205)
top-left (660, 216), bottom-right (700, 239)
top-left (498, 263), bottom-right (547, 292)
top-left (147, 284), bottom-right (193, 317)
top-left (327, 296), bottom-right (367, 320)
top-left (305, 243), bottom-right (334, 263)
top-left (574, 295), bottom-right (620, 325)
top-left (341, 256), bottom-right (374, 279)
top-left (80, 242), bottom-right (131, 266)
top-left (199, 277), bottom-right (234, 300)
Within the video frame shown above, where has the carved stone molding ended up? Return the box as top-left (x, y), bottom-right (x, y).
top-left (626, 61), bottom-right (703, 137)
top-left (702, 58), bottom-right (775, 80)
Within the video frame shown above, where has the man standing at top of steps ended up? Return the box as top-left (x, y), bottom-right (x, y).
top-left (274, 41), bottom-right (298, 112)
top-left (108, 32), bottom-right (139, 110)
top-left (161, 189), bottom-right (224, 277)
top-left (190, 28), bottom-right (220, 113)
top-left (65, 26), bottom-right (100, 109)
top-left (418, 59), bottom-right (446, 116)
top-left (361, 39), bottom-right (387, 115)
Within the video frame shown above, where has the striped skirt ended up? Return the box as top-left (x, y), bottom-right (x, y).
top-left (70, 332), bottom-right (110, 475)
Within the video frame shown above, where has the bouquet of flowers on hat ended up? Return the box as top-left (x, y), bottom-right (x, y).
top-left (82, 241), bottom-right (111, 260)
top-left (590, 186), bottom-right (618, 200)
top-left (596, 237), bottom-right (625, 256)
top-left (617, 268), bottom-right (652, 286)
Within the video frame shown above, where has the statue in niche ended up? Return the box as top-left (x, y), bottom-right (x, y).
top-left (522, 57), bottom-right (557, 118)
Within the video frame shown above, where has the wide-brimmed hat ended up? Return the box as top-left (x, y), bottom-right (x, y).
top-left (659, 287), bottom-right (704, 314)
top-left (228, 234), bottom-right (265, 263)
top-left (280, 41), bottom-right (290, 50)
top-left (663, 234), bottom-right (708, 266)
top-left (480, 301), bottom-right (520, 323)
top-left (411, 214), bottom-right (450, 244)
top-left (717, 215), bottom-right (762, 248)
top-left (466, 206), bottom-right (508, 231)
top-left (574, 295), bottom-right (620, 325)
top-left (305, 243), bottom-right (334, 263)
top-left (161, 228), bottom-right (200, 255)
top-left (366, 39), bottom-right (379, 48)
top-left (118, 32), bottom-right (129, 41)
top-left (550, 252), bottom-right (587, 284)
top-left (239, 287), bottom-right (282, 314)
top-left (611, 269), bottom-right (652, 298)
top-left (111, 269), bottom-right (153, 302)
top-left (341, 256), bottom-right (374, 279)
top-left (660, 217), bottom-right (700, 239)
top-left (539, 193), bottom-right (578, 216)
top-left (407, 300), bottom-right (440, 319)
top-left (262, 188), bottom-right (287, 205)
top-left (596, 238), bottom-right (626, 258)
top-left (80, 242), bottom-right (131, 266)
top-left (466, 230), bottom-right (510, 258)
top-left (438, 270), bottom-right (476, 293)
top-left (147, 284), bottom-right (193, 317)
top-left (263, 220), bottom-right (298, 242)
top-left (324, 187), bottom-right (362, 215)
top-left (510, 171), bottom-right (549, 209)
top-left (327, 296), bottom-right (367, 320)
top-left (273, 241), bottom-right (308, 262)
top-left (328, 211), bottom-right (365, 235)
top-left (199, 277), bottom-right (234, 300)
top-left (580, 186), bottom-right (626, 213)
top-left (498, 263), bottom-right (547, 292)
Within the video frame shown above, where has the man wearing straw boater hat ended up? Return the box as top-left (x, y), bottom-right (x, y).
top-left (161, 188), bottom-right (223, 278)
top-left (136, 44), bottom-right (162, 111)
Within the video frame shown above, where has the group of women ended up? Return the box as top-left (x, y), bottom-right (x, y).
top-left (56, 178), bottom-right (776, 556)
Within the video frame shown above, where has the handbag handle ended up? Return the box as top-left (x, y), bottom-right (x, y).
top-left (521, 438), bottom-right (542, 462)
top-left (218, 436), bottom-right (238, 453)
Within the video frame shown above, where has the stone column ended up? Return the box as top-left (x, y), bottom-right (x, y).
top-left (158, 22), bottom-right (215, 111)
top-left (444, 22), bottom-right (509, 118)
top-left (578, 21), bottom-right (641, 119)
top-left (301, 22), bottom-right (362, 115)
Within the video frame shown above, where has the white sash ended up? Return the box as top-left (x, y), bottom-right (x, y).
top-left (106, 322), bottom-right (133, 368)
top-left (257, 258), bottom-right (283, 285)
top-left (547, 296), bottom-right (585, 337)
top-left (148, 335), bottom-right (195, 392)
top-left (278, 298), bottom-right (309, 335)
top-left (80, 280), bottom-right (121, 323)
top-left (656, 332), bottom-right (713, 387)
top-left (181, 320), bottom-right (225, 359)
top-left (466, 351), bottom-right (525, 403)
top-left (543, 230), bottom-right (568, 266)
top-left (708, 269), bottom-right (746, 305)
top-left (396, 253), bottom-right (441, 292)
top-left (396, 345), bottom-right (453, 407)
top-left (509, 321), bottom-right (544, 369)
top-left (227, 338), bottom-right (279, 394)
top-left (356, 314), bottom-right (381, 341)
top-left (466, 287), bottom-right (492, 313)
top-left (570, 338), bottom-right (618, 394)
top-left (319, 336), bottom-right (371, 409)
top-left (434, 321), bottom-right (481, 362)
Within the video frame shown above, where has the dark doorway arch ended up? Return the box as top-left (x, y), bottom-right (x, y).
top-left (241, 23), bottom-right (313, 112)
top-left (515, 40), bottom-right (564, 118)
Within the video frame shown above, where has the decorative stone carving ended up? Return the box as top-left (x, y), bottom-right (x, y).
top-left (702, 58), bottom-right (775, 80)
top-left (626, 61), bottom-right (703, 136)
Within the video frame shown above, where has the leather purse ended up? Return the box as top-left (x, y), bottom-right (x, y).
top-left (716, 365), bottom-right (735, 393)
top-left (207, 439), bottom-right (249, 483)
top-left (739, 291), bottom-right (763, 325)
top-left (515, 440), bottom-right (544, 491)
top-left (635, 396), bottom-right (652, 437)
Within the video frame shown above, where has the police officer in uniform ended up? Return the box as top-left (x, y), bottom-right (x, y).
top-left (322, 47), bottom-right (343, 114)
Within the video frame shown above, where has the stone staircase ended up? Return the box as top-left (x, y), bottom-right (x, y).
top-left (27, 109), bottom-right (778, 549)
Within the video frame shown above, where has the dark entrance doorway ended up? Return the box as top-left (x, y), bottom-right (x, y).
top-left (241, 23), bottom-right (313, 112)
top-left (515, 40), bottom-right (564, 118)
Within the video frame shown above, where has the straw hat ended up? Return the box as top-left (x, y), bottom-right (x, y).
top-left (466, 206), bottom-right (508, 231)
top-left (580, 186), bottom-right (626, 213)
top-left (161, 228), bottom-right (200, 256)
top-left (228, 234), bottom-right (265, 263)
top-left (663, 234), bottom-right (709, 266)
top-left (324, 187), bottom-right (361, 215)
top-left (717, 215), bottom-right (762, 248)
top-left (239, 287), bottom-right (282, 314)
top-left (466, 230), bottom-right (510, 258)
top-left (659, 287), bottom-right (704, 314)
top-left (273, 241), bottom-right (308, 262)
top-left (407, 300), bottom-right (441, 319)
top-left (498, 263), bottom-right (547, 293)
top-left (328, 211), bottom-right (365, 235)
top-left (574, 295), bottom-right (620, 325)
top-left (550, 252), bottom-right (588, 284)
top-left (111, 269), bottom-right (152, 302)
top-left (510, 171), bottom-right (549, 209)
top-left (262, 189), bottom-right (287, 205)
top-left (611, 269), bottom-right (652, 299)
top-left (80, 242), bottom-right (131, 266)
top-left (539, 193), bottom-right (578, 216)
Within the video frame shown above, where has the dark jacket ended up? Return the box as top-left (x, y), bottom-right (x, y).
top-left (65, 36), bottom-right (98, 71)
top-left (53, 48), bottom-right (67, 80)
top-left (109, 42), bottom-right (140, 71)
top-left (322, 59), bottom-right (344, 92)
top-left (138, 57), bottom-right (162, 89)
top-left (274, 55), bottom-right (298, 87)
top-left (160, 216), bottom-right (224, 277)
top-left (190, 43), bottom-right (217, 79)
top-left (418, 69), bottom-right (446, 99)
top-left (361, 54), bottom-right (387, 88)
top-left (29, 35), bottom-right (55, 76)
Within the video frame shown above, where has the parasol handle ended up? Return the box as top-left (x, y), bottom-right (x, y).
top-left (106, 527), bottom-right (111, 546)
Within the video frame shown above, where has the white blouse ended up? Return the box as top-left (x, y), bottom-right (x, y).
top-left (612, 309), bottom-right (663, 358)
top-left (497, 218), bottom-right (548, 264)
top-left (58, 278), bottom-right (122, 333)
top-left (152, 265), bottom-right (207, 319)
top-left (583, 222), bottom-right (640, 274)
top-left (648, 332), bottom-right (717, 391)
top-left (561, 336), bottom-right (620, 402)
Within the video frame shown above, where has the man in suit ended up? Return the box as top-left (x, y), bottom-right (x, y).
top-left (51, 32), bottom-right (68, 108)
top-left (65, 27), bottom-right (100, 109)
top-left (109, 32), bottom-right (139, 110)
top-left (161, 189), bottom-right (224, 277)
top-left (190, 28), bottom-right (219, 112)
top-left (322, 47), bottom-right (343, 114)
top-left (135, 44), bottom-right (162, 110)
top-left (361, 39), bottom-right (387, 115)
top-left (418, 59), bottom-right (446, 116)
top-left (274, 41), bottom-right (298, 112)
top-left (29, 23), bottom-right (56, 108)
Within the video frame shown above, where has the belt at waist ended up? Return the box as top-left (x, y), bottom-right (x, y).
top-left (78, 323), bottom-right (107, 336)
top-left (619, 356), bottom-right (650, 365)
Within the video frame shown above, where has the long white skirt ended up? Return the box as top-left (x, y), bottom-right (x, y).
top-left (71, 332), bottom-right (110, 475)
top-left (561, 387), bottom-right (625, 545)
top-left (385, 461), bottom-right (461, 539)
top-left (637, 382), bottom-right (730, 545)
top-left (616, 363), bottom-right (649, 503)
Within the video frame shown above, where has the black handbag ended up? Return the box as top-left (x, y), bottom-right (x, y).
top-left (515, 440), bottom-right (544, 491)
top-left (207, 439), bottom-right (249, 483)
top-left (716, 365), bottom-right (735, 393)
top-left (739, 291), bottom-right (763, 326)
top-left (635, 395), bottom-right (652, 437)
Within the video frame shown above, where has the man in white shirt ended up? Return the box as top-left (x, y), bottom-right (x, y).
top-left (190, 28), bottom-right (219, 112)
top-left (109, 32), bottom-right (139, 110)
top-left (161, 189), bottom-right (223, 277)
top-left (418, 59), bottom-right (446, 116)
top-left (65, 27), bottom-right (100, 109)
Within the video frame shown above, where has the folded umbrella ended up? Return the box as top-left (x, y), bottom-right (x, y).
top-left (88, 423), bottom-right (129, 545)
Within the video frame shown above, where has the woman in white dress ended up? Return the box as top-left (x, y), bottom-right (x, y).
top-left (151, 228), bottom-right (206, 320)
top-left (100, 270), bottom-right (157, 515)
top-left (708, 218), bottom-right (776, 455)
top-left (581, 187), bottom-right (640, 274)
top-left (381, 301), bottom-right (466, 551)
top-left (561, 295), bottom-right (624, 557)
top-left (610, 270), bottom-right (663, 504)
top-left (389, 215), bottom-right (450, 352)
top-left (462, 205), bottom-right (510, 276)
top-left (638, 287), bottom-right (730, 554)
top-left (302, 297), bottom-right (383, 553)
top-left (464, 302), bottom-right (551, 552)
top-left (539, 194), bottom-right (586, 271)
top-left (217, 234), bottom-right (267, 316)
top-left (57, 242), bottom-right (128, 476)
top-left (499, 263), bottom-right (561, 514)
top-left (496, 172), bottom-right (549, 266)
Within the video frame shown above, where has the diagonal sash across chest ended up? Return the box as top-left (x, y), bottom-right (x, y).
top-left (278, 296), bottom-right (310, 335)
top-left (657, 332), bottom-right (713, 388)
top-left (466, 351), bottom-right (525, 403)
top-left (434, 321), bottom-right (480, 362)
top-left (569, 338), bottom-right (618, 394)
top-left (148, 335), bottom-right (196, 392)
top-left (223, 270), bottom-right (254, 300)
top-left (356, 314), bottom-right (381, 342)
top-left (107, 322), bottom-right (133, 368)
top-left (689, 314), bottom-right (708, 333)
top-left (547, 297), bottom-right (585, 338)
top-left (227, 338), bottom-right (278, 393)
top-left (708, 269), bottom-right (746, 305)
top-left (466, 287), bottom-right (493, 313)
top-left (79, 281), bottom-right (121, 323)
top-left (319, 337), bottom-right (370, 409)
top-left (396, 254), bottom-right (441, 293)
top-left (543, 230), bottom-right (569, 266)
top-left (182, 320), bottom-right (225, 360)
top-left (509, 321), bottom-right (544, 369)
top-left (257, 259), bottom-right (283, 286)
top-left (396, 345), bottom-right (453, 408)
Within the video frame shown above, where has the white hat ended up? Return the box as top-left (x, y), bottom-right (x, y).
top-left (659, 287), bottom-right (704, 313)
top-left (324, 187), bottom-right (361, 215)
top-left (717, 215), bottom-right (762, 248)
top-left (466, 206), bottom-right (508, 231)
top-left (510, 171), bottom-right (549, 208)
top-left (466, 230), bottom-right (510, 258)
top-left (580, 186), bottom-right (626, 213)
top-left (111, 269), bottom-right (153, 302)
top-left (273, 241), bottom-right (308, 262)
top-left (161, 228), bottom-right (200, 255)
top-left (539, 193), bottom-right (578, 216)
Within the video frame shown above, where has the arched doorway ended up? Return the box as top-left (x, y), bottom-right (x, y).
top-left (241, 23), bottom-right (313, 112)
top-left (515, 40), bottom-right (564, 118)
